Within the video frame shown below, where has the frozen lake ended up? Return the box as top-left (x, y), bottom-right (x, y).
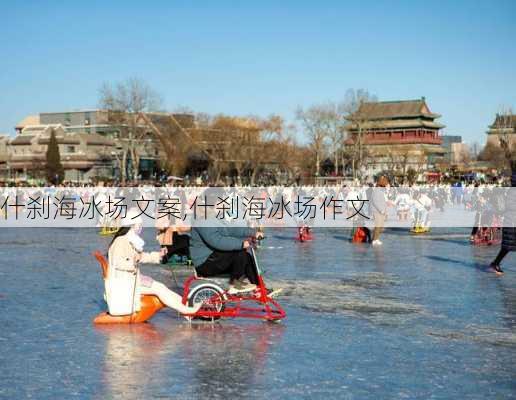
top-left (0, 228), bottom-right (514, 399)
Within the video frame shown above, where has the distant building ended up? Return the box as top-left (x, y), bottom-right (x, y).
top-left (441, 135), bottom-right (462, 163)
top-left (9, 110), bottom-right (199, 182)
top-left (450, 142), bottom-right (471, 165)
top-left (345, 97), bottom-right (445, 176)
top-left (486, 113), bottom-right (516, 147)
top-left (15, 115), bottom-right (40, 133)
top-left (0, 135), bottom-right (9, 180)
top-left (7, 123), bottom-right (115, 182)
top-left (38, 110), bottom-right (158, 179)
top-left (15, 110), bottom-right (159, 180)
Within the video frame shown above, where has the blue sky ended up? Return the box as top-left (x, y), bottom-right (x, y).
top-left (1, 0), bottom-right (515, 145)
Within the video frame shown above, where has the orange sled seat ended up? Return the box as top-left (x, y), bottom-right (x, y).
top-left (93, 251), bottom-right (164, 324)
top-left (352, 227), bottom-right (368, 243)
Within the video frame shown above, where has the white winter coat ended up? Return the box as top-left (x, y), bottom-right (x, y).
top-left (105, 235), bottom-right (161, 316)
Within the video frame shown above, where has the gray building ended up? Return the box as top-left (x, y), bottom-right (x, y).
top-left (441, 135), bottom-right (462, 163)
top-left (6, 123), bottom-right (116, 183)
top-left (10, 110), bottom-right (197, 182)
top-left (21, 110), bottom-right (160, 180)
top-left (39, 110), bottom-right (116, 136)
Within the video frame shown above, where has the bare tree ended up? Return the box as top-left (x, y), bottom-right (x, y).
top-left (248, 115), bottom-right (289, 184)
top-left (479, 107), bottom-right (515, 171)
top-left (341, 89), bottom-right (377, 180)
top-left (470, 141), bottom-right (481, 159)
top-left (456, 145), bottom-right (472, 166)
top-left (296, 105), bottom-right (331, 177)
top-left (385, 147), bottom-right (413, 181)
top-left (183, 113), bottom-right (300, 185)
top-left (99, 78), bottom-right (163, 183)
top-left (266, 123), bottom-right (306, 183)
top-left (497, 107), bottom-right (515, 165)
top-left (136, 111), bottom-right (200, 177)
top-left (315, 102), bottom-right (346, 176)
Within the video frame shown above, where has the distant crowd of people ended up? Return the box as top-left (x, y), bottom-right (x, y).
top-left (2, 165), bottom-right (515, 277)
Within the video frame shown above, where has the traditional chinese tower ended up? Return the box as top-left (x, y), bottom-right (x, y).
top-left (486, 113), bottom-right (516, 147)
top-left (345, 97), bottom-right (446, 174)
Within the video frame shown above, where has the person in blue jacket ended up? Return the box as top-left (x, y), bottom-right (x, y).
top-left (190, 225), bottom-right (263, 294)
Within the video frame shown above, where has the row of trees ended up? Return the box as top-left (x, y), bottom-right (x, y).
top-left (97, 78), bottom-right (514, 184)
top-left (98, 79), bottom-right (380, 183)
top-left (189, 113), bottom-right (304, 184)
top-left (99, 79), bottom-right (450, 183)
top-left (38, 79), bottom-right (514, 186)
top-left (99, 79), bottom-right (163, 182)
top-left (295, 89), bottom-right (377, 179)
top-left (98, 78), bottom-right (311, 184)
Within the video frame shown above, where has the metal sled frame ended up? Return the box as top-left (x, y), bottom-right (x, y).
top-left (180, 248), bottom-right (286, 322)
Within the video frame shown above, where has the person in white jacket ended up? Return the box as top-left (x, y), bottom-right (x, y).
top-left (411, 191), bottom-right (432, 229)
top-left (105, 208), bottom-right (202, 318)
top-left (394, 189), bottom-right (412, 221)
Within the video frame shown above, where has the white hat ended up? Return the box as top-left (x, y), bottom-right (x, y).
top-left (121, 207), bottom-right (144, 227)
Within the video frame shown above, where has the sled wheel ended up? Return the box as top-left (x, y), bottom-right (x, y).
top-left (188, 284), bottom-right (225, 321)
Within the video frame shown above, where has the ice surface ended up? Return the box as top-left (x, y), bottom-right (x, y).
top-left (0, 227), bottom-right (514, 399)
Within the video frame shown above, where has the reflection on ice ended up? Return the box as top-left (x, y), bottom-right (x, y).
top-left (95, 324), bottom-right (168, 400)
top-left (94, 322), bottom-right (285, 400)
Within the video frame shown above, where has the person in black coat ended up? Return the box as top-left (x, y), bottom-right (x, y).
top-left (190, 224), bottom-right (262, 293)
top-left (490, 162), bottom-right (516, 275)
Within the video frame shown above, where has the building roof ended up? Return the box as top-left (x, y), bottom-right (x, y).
top-left (20, 124), bottom-right (62, 135)
top-left (144, 112), bottom-right (196, 129)
top-left (442, 135), bottom-right (462, 141)
top-left (15, 115), bottom-right (40, 129)
top-left (37, 137), bottom-right (81, 145)
top-left (345, 135), bottom-right (443, 146)
top-left (350, 98), bottom-right (441, 121)
top-left (347, 119), bottom-right (445, 131)
top-left (488, 114), bottom-right (516, 131)
top-left (356, 143), bottom-right (446, 155)
top-left (10, 135), bottom-right (35, 145)
top-left (40, 109), bottom-right (104, 115)
top-left (83, 133), bottom-right (115, 146)
top-left (420, 144), bottom-right (446, 154)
